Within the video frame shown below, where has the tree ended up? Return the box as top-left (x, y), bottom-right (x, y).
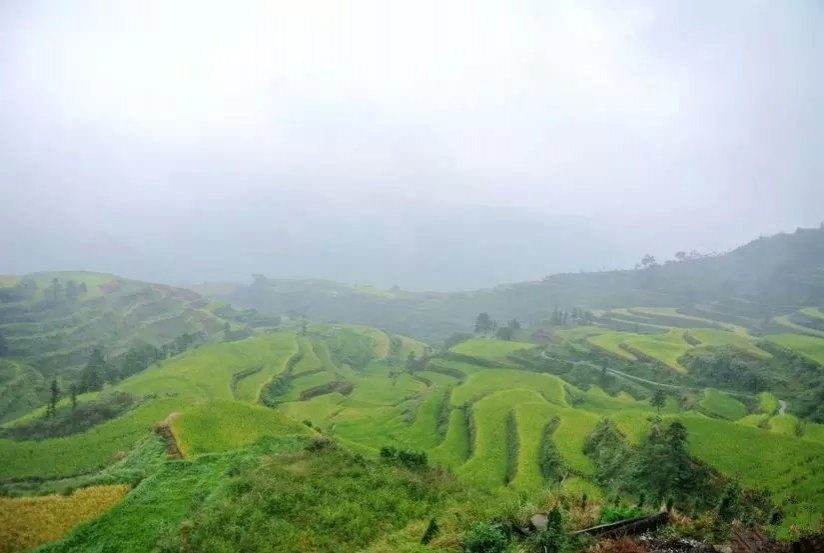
top-left (80, 348), bottom-right (106, 392)
top-left (0, 330), bottom-right (7, 357)
top-left (70, 383), bottom-right (79, 410)
top-left (674, 251), bottom-right (687, 262)
top-left (650, 389), bottom-right (667, 413)
top-left (49, 277), bottom-right (61, 304)
top-left (78, 281), bottom-right (88, 296)
top-left (496, 326), bottom-right (514, 341)
top-left (640, 254), bottom-right (657, 269)
top-left (474, 313), bottom-right (493, 335)
top-left (406, 351), bottom-right (417, 373)
top-left (65, 280), bottom-right (78, 301)
top-left (47, 379), bottom-right (61, 418)
top-left (507, 318), bottom-right (521, 330)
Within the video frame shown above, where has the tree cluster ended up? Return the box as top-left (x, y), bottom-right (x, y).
top-left (473, 313), bottom-right (522, 340)
top-left (549, 306), bottom-right (594, 326)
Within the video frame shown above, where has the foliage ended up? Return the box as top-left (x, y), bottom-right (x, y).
top-left (598, 505), bottom-right (644, 524)
top-left (461, 520), bottom-right (511, 553)
top-left (0, 391), bottom-right (136, 441)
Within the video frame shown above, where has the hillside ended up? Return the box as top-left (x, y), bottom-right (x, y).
top-left (206, 227), bottom-right (824, 342)
top-left (2, 317), bottom-right (824, 551)
top-left (0, 271), bottom-right (273, 421)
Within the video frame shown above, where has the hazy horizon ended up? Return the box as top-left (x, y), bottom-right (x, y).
top-left (2, 1), bottom-right (823, 290)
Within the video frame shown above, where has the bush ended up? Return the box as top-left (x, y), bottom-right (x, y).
top-left (461, 521), bottom-right (511, 553)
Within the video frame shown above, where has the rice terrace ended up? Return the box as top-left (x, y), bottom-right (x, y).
top-left (0, 228), bottom-right (823, 552)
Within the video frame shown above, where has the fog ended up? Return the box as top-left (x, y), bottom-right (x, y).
top-left (1, 1), bottom-right (822, 289)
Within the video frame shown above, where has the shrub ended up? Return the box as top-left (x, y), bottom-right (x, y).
top-left (421, 517), bottom-right (439, 544)
top-left (461, 521), bottom-right (511, 553)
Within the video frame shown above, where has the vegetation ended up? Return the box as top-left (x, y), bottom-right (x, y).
top-left (0, 484), bottom-right (130, 553)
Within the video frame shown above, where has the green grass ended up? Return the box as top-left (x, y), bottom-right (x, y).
top-left (33, 439), bottom-right (308, 553)
top-left (449, 338), bottom-right (533, 364)
top-left (458, 390), bottom-right (531, 490)
top-left (231, 334), bottom-right (298, 402)
top-left (758, 392), bottom-right (780, 415)
top-left (509, 400), bottom-right (556, 491)
top-left (587, 332), bottom-right (638, 360)
top-left (680, 413), bottom-right (824, 534)
top-left (430, 408), bottom-right (471, 468)
top-left (688, 328), bottom-right (770, 358)
top-left (450, 369), bottom-right (567, 407)
top-left (698, 389), bottom-right (748, 421)
top-left (171, 400), bottom-right (313, 456)
top-left (766, 333), bottom-right (824, 364)
top-left (291, 336), bottom-right (325, 375)
top-left (279, 372), bottom-right (338, 402)
top-left (623, 329), bottom-right (690, 372)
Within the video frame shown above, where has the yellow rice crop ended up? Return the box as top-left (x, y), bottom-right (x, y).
top-left (0, 484), bottom-right (130, 553)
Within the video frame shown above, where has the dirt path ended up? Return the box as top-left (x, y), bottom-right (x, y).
top-left (778, 400), bottom-right (787, 415)
top-left (154, 412), bottom-right (183, 459)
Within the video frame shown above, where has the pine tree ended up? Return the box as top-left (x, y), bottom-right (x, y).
top-left (48, 379), bottom-right (61, 418)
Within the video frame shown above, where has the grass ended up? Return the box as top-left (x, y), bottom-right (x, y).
top-left (449, 338), bottom-right (534, 364)
top-left (32, 451), bottom-right (239, 552)
top-left (459, 390), bottom-right (532, 490)
top-left (623, 329), bottom-right (690, 372)
top-left (231, 334), bottom-right (298, 402)
top-left (450, 369), bottom-right (567, 407)
top-left (698, 389), bottom-right (748, 421)
top-left (587, 332), bottom-right (638, 360)
top-left (0, 484), bottom-right (130, 553)
top-left (680, 413), bottom-right (824, 534)
top-left (175, 445), bottom-right (460, 553)
top-left (688, 328), bottom-right (770, 358)
top-left (430, 408), bottom-right (471, 468)
top-left (170, 400), bottom-right (313, 457)
top-left (758, 392), bottom-right (780, 415)
top-left (766, 333), bottom-right (824, 364)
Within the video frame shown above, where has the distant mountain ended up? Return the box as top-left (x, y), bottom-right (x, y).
top-left (207, 226), bottom-right (824, 341)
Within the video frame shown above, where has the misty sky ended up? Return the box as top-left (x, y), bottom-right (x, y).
top-left (1, 1), bottom-right (823, 289)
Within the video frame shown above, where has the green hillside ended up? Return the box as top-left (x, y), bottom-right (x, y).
top-left (0, 271), bottom-right (278, 421)
top-left (2, 319), bottom-right (824, 550)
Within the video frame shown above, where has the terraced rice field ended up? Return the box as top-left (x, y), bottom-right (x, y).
top-left (766, 333), bottom-right (824, 364)
top-left (449, 338), bottom-right (534, 364)
top-left (0, 484), bottom-right (130, 553)
top-left (698, 389), bottom-right (748, 421)
top-left (772, 315), bottom-right (824, 338)
top-left (0, 334), bottom-right (300, 480)
top-left (171, 400), bottom-right (312, 456)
